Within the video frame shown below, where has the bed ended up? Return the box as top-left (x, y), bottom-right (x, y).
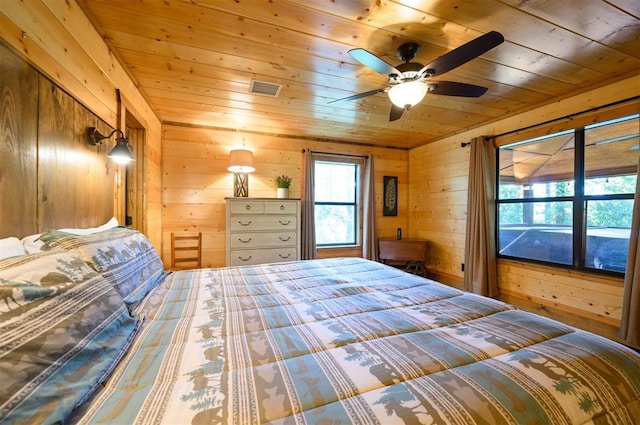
top-left (1, 227), bottom-right (639, 424)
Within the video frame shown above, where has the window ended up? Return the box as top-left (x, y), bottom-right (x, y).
top-left (313, 155), bottom-right (364, 246)
top-left (497, 113), bottom-right (639, 274)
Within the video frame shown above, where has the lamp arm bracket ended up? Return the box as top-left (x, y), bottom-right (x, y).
top-left (87, 127), bottom-right (125, 145)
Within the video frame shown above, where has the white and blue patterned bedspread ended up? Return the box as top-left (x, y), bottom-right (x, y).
top-left (75, 258), bottom-right (640, 424)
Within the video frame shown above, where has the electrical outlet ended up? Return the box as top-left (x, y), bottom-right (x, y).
top-left (461, 263), bottom-right (465, 272)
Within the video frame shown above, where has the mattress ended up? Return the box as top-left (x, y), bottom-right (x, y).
top-left (72, 257), bottom-right (640, 424)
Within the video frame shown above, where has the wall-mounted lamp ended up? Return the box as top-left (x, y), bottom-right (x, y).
top-left (227, 149), bottom-right (255, 197)
top-left (87, 127), bottom-right (135, 165)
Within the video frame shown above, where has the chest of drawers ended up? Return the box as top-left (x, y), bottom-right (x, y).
top-left (226, 198), bottom-right (301, 266)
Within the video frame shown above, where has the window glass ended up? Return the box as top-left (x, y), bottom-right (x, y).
top-left (315, 205), bottom-right (356, 245)
top-left (498, 201), bottom-right (573, 266)
top-left (313, 159), bottom-right (360, 246)
top-left (498, 131), bottom-right (575, 199)
top-left (314, 162), bottom-right (356, 202)
top-left (584, 115), bottom-right (638, 196)
top-left (586, 199), bottom-right (633, 273)
top-left (497, 113), bottom-right (639, 274)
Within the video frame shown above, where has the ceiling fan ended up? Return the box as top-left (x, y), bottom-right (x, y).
top-left (329, 31), bottom-right (504, 121)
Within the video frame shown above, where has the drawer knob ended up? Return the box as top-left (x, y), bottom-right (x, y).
top-left (280, 205), bottom-right (285, 210)
top-left (239, 238), bottom-right (252, 243)
top-left (238, 255), bottom-right (252, 261)
top-left (279, 253), bottom-right (291, 259)
top-left (279, 236), bottom-right (291, 242)
top-left (279, 220), bottom-right (291, 226)
top-left (238, 220), bottom-right (252, 226)
top-left (245, 204), bottom-right (251, 210)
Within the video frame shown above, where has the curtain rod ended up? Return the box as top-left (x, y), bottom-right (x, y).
top-left (495, 96), bottom-right (639, 139)
top-left (302, 149), bottom-right (368, 159)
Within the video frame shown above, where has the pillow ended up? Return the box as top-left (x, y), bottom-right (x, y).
top-left (0, 250), bottom-right (138, 424)
top-left (39, 227), bottom-right (166, 309)
top-left (0, 237), bottom-right (26, 260)
top-left (21, 218), bottom-right (120, 254)
top-left (21, 234), bottom-right (46, 254)
top-left (58, 217), bottom-right (119, 235)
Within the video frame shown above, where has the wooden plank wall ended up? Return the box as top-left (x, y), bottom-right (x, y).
top-left (0, 40), bottom-right (38, 238)
top-left (38, 77), bottom-right (116, 231)
top-left (162, 124), bottom-right (408, 268)
top-left (409, 75), bottom-right (640, 343)
top-left (0, 41), bottom-right (116, 238)
top-left (409, 138), bottom-right (469, 284)
top-left (0, 0), bottom-right (163, 251)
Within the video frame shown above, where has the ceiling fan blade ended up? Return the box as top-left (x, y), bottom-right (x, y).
top-left (419, 31), bottom-right (504, 77)
top-left (328, 88), bottom-right (386, 104)
top-left (389, 104), bottom-right (405, 121)
top-left (349, 48), bottom-right (402, 76)
top-left (429, 81), bottom-right (488, 97)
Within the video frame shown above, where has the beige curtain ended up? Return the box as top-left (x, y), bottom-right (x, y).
top-left (464, 136), bottom-right (498, 297)
top-left (362, 155), bottom-right (377, 260)
top-left (300, 149), bottom-right (317, 259)
top-left (619, 156), bottom-right (640, 347)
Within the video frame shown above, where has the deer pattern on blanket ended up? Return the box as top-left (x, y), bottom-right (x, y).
top-left (74, 258), bottom-right (640, 425)
top-left (0, 250), bottom-right (138, 425)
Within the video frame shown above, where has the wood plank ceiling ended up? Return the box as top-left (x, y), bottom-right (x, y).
top-left (77, 0), bottom-right (640, 150)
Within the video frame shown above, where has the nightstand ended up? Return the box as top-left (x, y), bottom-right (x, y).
top-left (378, 238), bottom-right (428, 276)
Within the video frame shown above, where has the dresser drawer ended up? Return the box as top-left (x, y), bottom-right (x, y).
top-left (229, 215), bottom-right (297, 231)
top-left (229, 231), bottom-right (297, 249)
top-left (229, 247), bottom-right (297, 266)
top-left (229, 200), bottom-right (265, 214)
top-left (265, 200), bottom-right (298, 215)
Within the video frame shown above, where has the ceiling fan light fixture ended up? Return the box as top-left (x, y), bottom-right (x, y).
top-left (388, 81), bottom-right (428, 108)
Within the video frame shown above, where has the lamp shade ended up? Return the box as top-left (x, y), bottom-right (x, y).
top-left (227, 149), bottom-right (255, 173)
top-left (108, 137), bottom-right (135, 165)
top-left (387, 81), bottom-right (429, 108)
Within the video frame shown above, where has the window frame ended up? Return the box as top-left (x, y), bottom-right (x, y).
top-left (312, 154), bottom-right (365, 248)
top-left (495, 113), bottom-right (639, 275)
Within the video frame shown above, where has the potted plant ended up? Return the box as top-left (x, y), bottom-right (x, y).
top-left (275, 174), bottom-right (291, 198)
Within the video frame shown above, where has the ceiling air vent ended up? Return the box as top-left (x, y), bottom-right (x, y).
top-left (249, 79), bottom-right (282, 97)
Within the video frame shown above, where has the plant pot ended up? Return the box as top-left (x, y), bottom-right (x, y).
top-left (277, 187), bottom-right (289, 199)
